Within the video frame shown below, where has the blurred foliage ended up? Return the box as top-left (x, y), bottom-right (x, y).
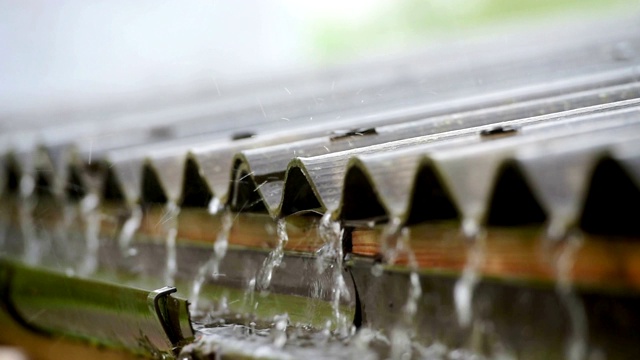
top-left (311, 0), bottom-right (637, 60)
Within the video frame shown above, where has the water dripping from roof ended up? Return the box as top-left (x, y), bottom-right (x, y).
top-left (207, 197), bottom-right (223, 215)
top-left (255, 218), bottom-right (289, 293)
top-left (316, 212), bottom-right (351, 336)
top-left (53, 200), bottom-right (81, 274)
top-left (544, 220), bottom-right (589, 360)
top-left (453, 217), bottom-right (486, 328)
top-left (190, 208), bottom-right (233, 311)
top-left (77, 191), bottom-right (101, 276)
top-left (118, 204), bottom-right (142, 257)
top-left (381, 217), bottom-right (423, 360)
top-left (162, 200), bottom-right (180, 286)
top-left (18, 173), bottom-right (40, 265)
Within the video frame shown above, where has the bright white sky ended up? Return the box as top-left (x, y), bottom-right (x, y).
top-left (0, 1), bottom-right (312, 114)
top-left (0, 0), bottom-right (633, 115)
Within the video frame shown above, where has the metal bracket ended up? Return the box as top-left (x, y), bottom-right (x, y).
top-left (147, 286), bottom-right (184, 349)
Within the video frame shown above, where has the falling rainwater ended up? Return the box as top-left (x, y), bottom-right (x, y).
top-left (118, 205), bottom-right (142, 257)
top-left (50, 200), bottom-right (78, 268)
top-left (190, 208), bottom-right (233, 310)
top-left (18, 174), bottom-right (40, 265)
top-left (548, 226), bottom-right (588, 360)
top-left (454, 218), bottom-right (486, 328)
top-left (190, 264), bottom-right (208, 312)
top-left (316, 212), bottom-right (351, 336)
top-left (208, 197), bottom-right (223, 215)
top-left (162, 200), bottom-right (180, 286)
top-left (213, 210), bottom-right (233, 278)
top-left (379, 217), bottom-right (402, 265)
top-left (243, 277), bottom-right (257, 315)
top-left (404, 272), bottom-right (422, 320)
top-left (77, 192), bottom-right (101, 276)
top-left (381, 217), bottom-right (422, 359)
top-left (256, 218), bottom-right (289, 293)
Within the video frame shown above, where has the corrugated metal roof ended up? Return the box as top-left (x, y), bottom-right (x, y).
top-left (236, 84), bottom-right (640, 216)
top-left (1, 17), bottom-right (640, 239)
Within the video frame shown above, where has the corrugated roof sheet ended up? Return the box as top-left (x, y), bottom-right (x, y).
top-left (2, 16), bottom-right (640, 238)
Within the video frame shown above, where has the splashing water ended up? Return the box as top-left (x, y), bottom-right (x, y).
top-left (315, 212), bottom-right (351, 336)
top-left (256, 218), bottom-right (289, 293)
top-left (190, 209), bottom-right (233, 310)
top-left (454, 218), bottom-right (485, 328)
top-left (118, 205), bottom-right (142, 257)
top-left (181, 322), bottom-right (379, 360)
top-left (272, 313), bottom-right (289, 348)
top-left (78, 193), bottom-right (101, 276)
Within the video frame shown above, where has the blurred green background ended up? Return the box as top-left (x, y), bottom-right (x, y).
top-left (309, 0), bottom-right (637, 60)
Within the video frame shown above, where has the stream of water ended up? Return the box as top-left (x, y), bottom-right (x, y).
top-left (381, 217), bottom-right (423, 359)
top-left (546, 223), bottom-right (588, 360)
top-left (256, 218), bottom-right (289, 293)
top-left (453, 218), bottom-right (486, 329)
top-left (18, 174), bottom-right (39, 265)
top-left (316, 212), bottom-right (351, 336)
top-left (118, 204), bottom-right (142, 257)
top-left (77, 192), bottom-right (101, 276)
top-left (161, 200), bottom-right (180, 286)
top-left (190, 208), bottom-right (234, 311)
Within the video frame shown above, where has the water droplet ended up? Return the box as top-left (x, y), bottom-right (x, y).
top-left (19, 174), bottom-right (35, 198)
top-left (370, 263), bottom-right (384, 277)
top-left (208, 197), bottom-right (223, 215)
